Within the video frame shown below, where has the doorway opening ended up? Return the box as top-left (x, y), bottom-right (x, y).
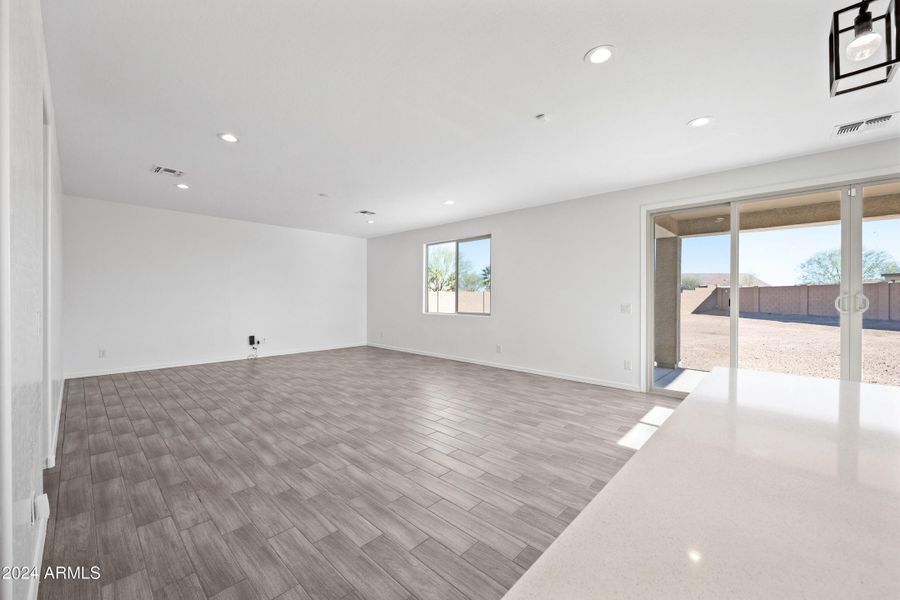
top-left (652, 204), bottom-right (731, 393)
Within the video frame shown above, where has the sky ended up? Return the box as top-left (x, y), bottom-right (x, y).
top-left (682, 219), bottom-right (900, 286)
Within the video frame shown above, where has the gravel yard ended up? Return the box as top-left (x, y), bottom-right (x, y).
top-left (680, 312), bottom-right (900, 387)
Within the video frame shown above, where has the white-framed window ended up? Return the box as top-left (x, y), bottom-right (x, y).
top-left (424, 235), bottom-right (491, 315)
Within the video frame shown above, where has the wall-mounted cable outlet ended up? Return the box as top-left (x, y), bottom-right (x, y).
top-left (248, 335), bottom-right (261, 359)
top-left (98, 349), bottom-right (106, 359)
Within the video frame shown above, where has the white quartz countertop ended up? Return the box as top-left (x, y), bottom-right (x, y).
top-left (503, 368), bottom-right (900, 600)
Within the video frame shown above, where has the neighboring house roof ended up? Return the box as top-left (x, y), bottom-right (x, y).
top-left (682, 273), bottom-right (770, 287)
top-left (883, 273), bottom-right (900, 282)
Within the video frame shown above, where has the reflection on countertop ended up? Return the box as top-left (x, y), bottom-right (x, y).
top-left (503, 368), bottom-right (900, 600)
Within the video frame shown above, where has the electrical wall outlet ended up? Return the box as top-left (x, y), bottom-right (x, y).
top-left (98, 349), bottom-right (106, 359)
top-left (623, 359), bottom-right (632, 371)
top-left (620, 303), bottom-right (632, 314)
top-left (496, 344), bottom-right (502, 353)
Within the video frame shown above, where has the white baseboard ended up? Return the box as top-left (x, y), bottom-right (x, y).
top-left (44, 384), bottom-right (63, 469)
top-left (66, 341), bottom-right (641, 391)
top-left (63, 342), bottom-right (367, 379)
top-left (367, 343), bottom-right (641, 392)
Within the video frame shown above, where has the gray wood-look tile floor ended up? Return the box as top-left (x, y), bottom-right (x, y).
top-left (40, 346), bottom-right (677, 600)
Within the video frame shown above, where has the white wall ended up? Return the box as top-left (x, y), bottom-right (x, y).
top-left (63, 196), bottom-right (367, 377)
top-left (0, 0), bottom-right (65, 597)
top-left (367, 139), bottom-right (900, 392)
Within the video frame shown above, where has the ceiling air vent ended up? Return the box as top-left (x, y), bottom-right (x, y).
top-left (863, 114), bottom-right (893, 130)
top-left (150, 165), bottom-right (185, 177)
top-left (356, 210), bottom-right (376, 216)
top-left (835, 121), bottom-right (864, 136)
top-left (832, 112), bottom-right (896, 137)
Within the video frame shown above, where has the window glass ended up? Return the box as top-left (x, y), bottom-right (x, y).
top-left (457, 238), bottom-right (491, 314)
top-left (426, 241), bottom-right (457, 313)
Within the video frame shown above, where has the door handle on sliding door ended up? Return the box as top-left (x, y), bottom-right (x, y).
top-left (855, 293), bottom-right (870, 313)
top-left (834, 294), bottom-right (850, 313)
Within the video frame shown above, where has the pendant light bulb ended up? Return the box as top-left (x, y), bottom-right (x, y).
top-left (846, 3), bottom-right (883, 62)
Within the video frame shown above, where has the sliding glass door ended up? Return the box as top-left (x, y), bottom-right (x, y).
top-left (649, 179), bottom-right (900, 394)
top-left (859, 181), bottom-right (900, 386)
top-left (737, 190), bottom-right (844, 380)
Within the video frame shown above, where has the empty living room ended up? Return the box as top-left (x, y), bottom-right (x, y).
top-left (3, 0), bottom-right (900, 599)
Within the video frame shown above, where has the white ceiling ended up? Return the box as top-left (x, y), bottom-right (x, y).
top-left (42, 0), bottom-right (900, 238)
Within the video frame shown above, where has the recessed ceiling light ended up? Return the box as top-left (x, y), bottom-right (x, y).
top-left (175, 183), bottom-right (190, 190)
top-left (687, 116), bottom-right (714, 127)
top-left (584, 45), bottom-right (615, 64)
top-left (444, 200), bottom-right (455, 205)
top-left (367, 219), bottom-right (375, 224)
top-left (217, 132), bottom-right (239, 143)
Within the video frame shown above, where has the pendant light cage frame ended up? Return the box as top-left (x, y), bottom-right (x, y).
top-left (829, 0), bottom-right (899, 96)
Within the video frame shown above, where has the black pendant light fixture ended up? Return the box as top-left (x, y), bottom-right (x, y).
top-left (829, 0), bottom-right (899, 95)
